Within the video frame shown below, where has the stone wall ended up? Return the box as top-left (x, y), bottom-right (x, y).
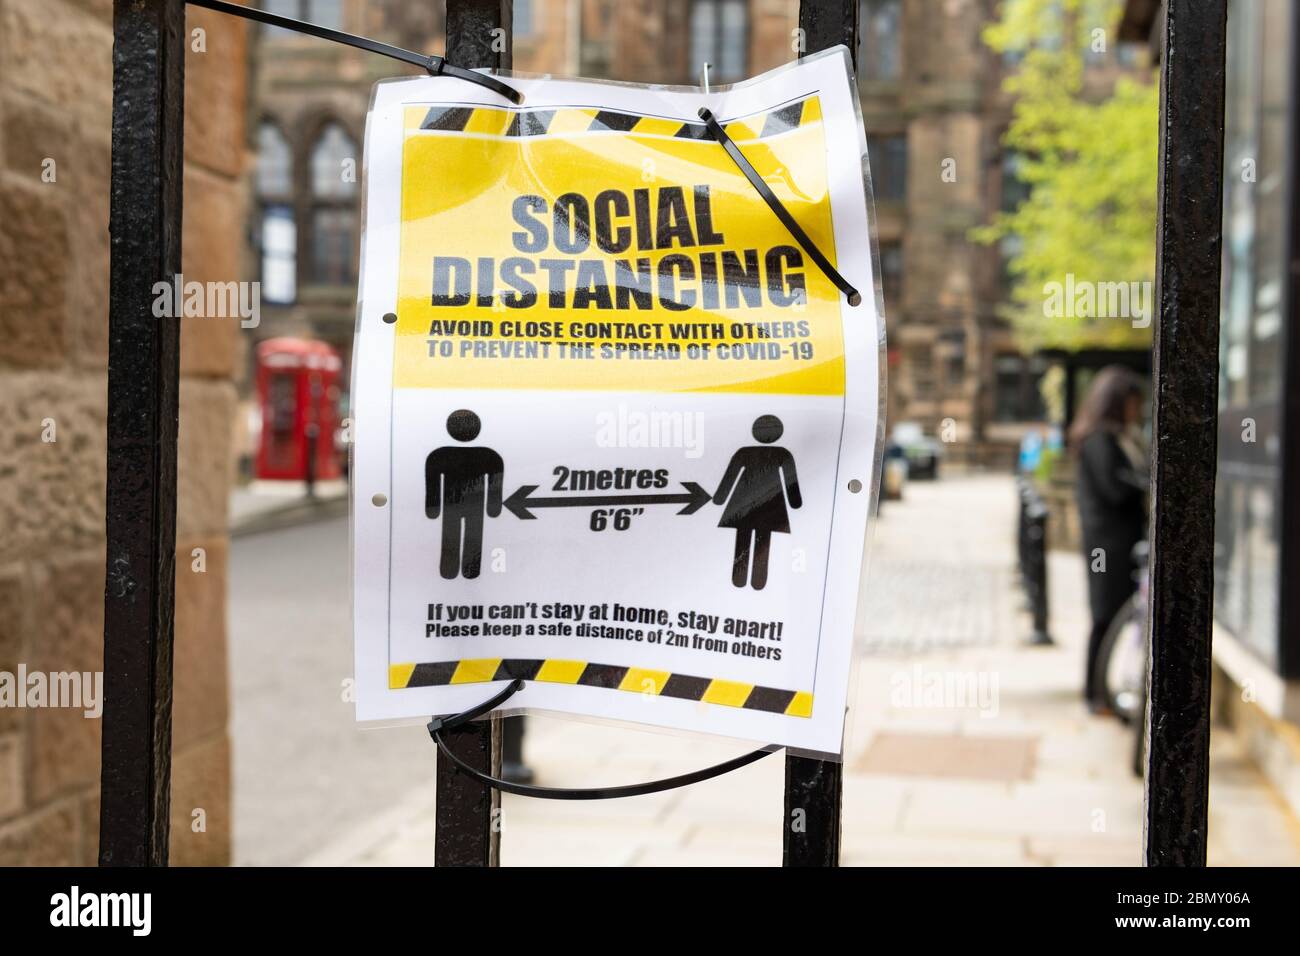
top-left (0, 0), bottom-right (245, 865)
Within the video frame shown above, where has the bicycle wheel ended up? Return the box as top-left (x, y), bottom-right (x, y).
top-left (1091, 594), bottom-right (1146, 723)
top-left (1132, 681), bottom-right (1147, 778)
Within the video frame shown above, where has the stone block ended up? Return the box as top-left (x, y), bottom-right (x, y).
top-left (80, 787), bottom-right (100, 865)
top-left (1, 87), bottom-right (113, 370)
top-left (185, 7), bottom-right (249, 180)
top-left (0, 562), bottom-right (26, 668)
top-left (0, 373), bottom-right (107, 564)
top-left (0, 177), bottom-right (70, 368)
top-left (0, 799), bottom-right (79, 866)
top-left (0, 563), bottom-right (30, 734)
top-left (0, 734), bottom-right (22, 821)
top-left (25, 554), bottom-right (105, 806)
top-left (68, 142), bottom-right (112, 370)
top-left (169, 732), bottom-right (231, 866)
top-left (173, 536), bottom-right (230, 750)
top-left (66, 0), bottom-right (112, 23)
top-left (2, 0), bottom-right (113, 124)
top-left (180, 167), bottom-right (244, 379)
top-left (178, 378), bottom-right (237, 538)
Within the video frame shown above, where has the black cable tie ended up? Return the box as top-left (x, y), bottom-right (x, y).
top-left (697, 107), bottom-right (861, 307)
top-left (426, 680), bottom-right (778, 800)
top-left (434, 59), bottom-right (524, 106)
top-left (427, 678), bottom-right (525, 735)
top-left (186, 0), bottom-right (523, 105)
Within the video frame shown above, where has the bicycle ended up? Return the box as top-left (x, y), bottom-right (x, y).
top-left (1091, 541), bottom-right (1149, 777)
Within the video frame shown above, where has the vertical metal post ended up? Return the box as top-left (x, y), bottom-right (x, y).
top-left (1025, 496), bottom-right (1051, 646)
top-left (1281, 7), bottom-right (1300, 686)
top-left (435, 0), bottom-right (511, 868)
top-left (1143, 0), bottom-right (1227, 867)
top-left (99, 0), bottom-right (186, 866)
top-left (784, 0), bottom-right (857, 868)
top-left (1062, 362), bottom-right (1077, 446)
top-left (798, 0), bottom-right (859, 56)
top-left (446, 0), bottom-right (513, 70)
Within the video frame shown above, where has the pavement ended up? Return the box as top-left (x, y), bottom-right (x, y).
top-left (229, 472), bottom-right (1300, 866)
top-left (228, 513), bottom-right (435, 866)
top-left (229, 479), bottom-right (349, 537)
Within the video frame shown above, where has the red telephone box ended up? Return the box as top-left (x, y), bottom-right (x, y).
top-left (254, 337), bottom-right (343, 482)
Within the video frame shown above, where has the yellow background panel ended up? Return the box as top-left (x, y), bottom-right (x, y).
top-left (394, 99), bottom-right (845, 396)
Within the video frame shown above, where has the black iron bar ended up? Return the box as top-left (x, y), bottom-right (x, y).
top-left (99, 0), bottom-right (186, 867)
top-left (434, 0), bottom-right (513, 869)
top-left (1143, 0), bottom-right (1228, 866)
top-left (446, 0), bottom-right (514, 72)
top-left (783, 0), bottom-right (858, 869)
top-left (1024, 494), bottom-right (1052, 646)
top-left (1282, 5), bottom-right (1300, 685)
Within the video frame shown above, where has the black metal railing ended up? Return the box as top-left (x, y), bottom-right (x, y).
top-left (1016, 477), bottom-right (1052, 647)
top-left (98, 0), bottom-right (1226, 868)
top-left (1144, 0), bottom-right (1227, 866)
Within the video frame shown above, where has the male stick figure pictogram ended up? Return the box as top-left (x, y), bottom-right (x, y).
top-left (425, 410), bottom-right (504, 579)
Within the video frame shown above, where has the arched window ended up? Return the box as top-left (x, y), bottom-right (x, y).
top-left (310, 123), bottom-right (359, 285)
top-left (690, 0), bottom-right (748, 84)
top-left (870, 132), bottom-right (908, 203)
top-left (999, 151), bottom-right (1030, 295)
top-left (256, 122), bottom-right (296, 304)
top-left (859, 0), bottom-right (902, 83)
top-left (257, 122), bottom-right (292, 196)
top-left (311, 123), bottom-right (357, 199)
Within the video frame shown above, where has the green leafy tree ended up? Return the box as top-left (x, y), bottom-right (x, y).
top-left (974, 0), bottom-right (1158, 350)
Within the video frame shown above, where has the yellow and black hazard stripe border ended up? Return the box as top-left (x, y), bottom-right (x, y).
top-left (406, 94), bottom-right (822, 144)
top-left (389, 658), bottom-right (812, 718)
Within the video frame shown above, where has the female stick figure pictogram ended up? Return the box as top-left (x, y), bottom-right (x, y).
top-left (712, 415), bottom-right (802, 590)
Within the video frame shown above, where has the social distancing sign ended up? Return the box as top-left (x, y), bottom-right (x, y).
top-left (395, 94), bottom-right (844, 396)
top-left (353, 49), bottom-right (882, 754)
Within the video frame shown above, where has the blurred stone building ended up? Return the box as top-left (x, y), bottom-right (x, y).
top-left (0, 0), bottom-right (245, 864)
top-left (246, 0), bottom-right (1144, 465)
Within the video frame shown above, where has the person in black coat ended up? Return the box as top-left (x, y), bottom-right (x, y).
top-left (1070, 366), bottom-right (1148, 712)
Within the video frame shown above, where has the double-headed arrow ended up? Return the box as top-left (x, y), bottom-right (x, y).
top-left (503, 481), bottom-right (711, 520)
